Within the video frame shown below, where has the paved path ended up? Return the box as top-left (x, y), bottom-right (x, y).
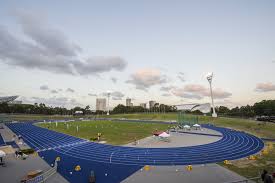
top-left (0, 124), bottom-right (68, 183)
top-left (125, 128), bottom-right (221, 148)
top-left (122, 164), bottom-right (254, 183)
top-left (0, 154), bottom-right (68, 183)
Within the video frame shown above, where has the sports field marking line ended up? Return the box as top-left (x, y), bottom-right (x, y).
top-left (37, 140), bottom-right (89, 152)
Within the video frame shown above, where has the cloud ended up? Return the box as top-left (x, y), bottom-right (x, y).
top-left (88, 93), bottom-right (97, 97)
top-left (172, 84), bottom-right (232, 99)
top-left (177, 72), bottom-right (185, 82)
top-left (40, 85), bottom-right (49, 90)
top-left (111, 77), bottom-right (117, 83)
top-left (51, 89), bottom-right (58, 94)
top-left (23, 96), bottom-right (81, 107)
top-left (66, 88), bottom-right (75, 93)
top-left (74, 56), bottom-right (127, 75)
top-left (112, 97), bottom-right (123, 100)
top-left (102, 91), bottom-right (125, 100)
top-left (161, 93), bottom-right (172, 97)
top-left (160, 86), bottom-right (174, 92)
top-left (172, 87), bottom-right (203, 99)
top-left (0, 11), bottom-right (127, 76)
top-left (255, 82), bottom-right (275, 92)
top-left (15, 11), bottom-right (81, 57)
top-left (211, 88), bottom-right (232, 99)
top-left (126, 68), bottom-right (168, 90)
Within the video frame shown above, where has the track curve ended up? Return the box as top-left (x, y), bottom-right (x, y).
top-left (6, 122), bottom-right (264, 166)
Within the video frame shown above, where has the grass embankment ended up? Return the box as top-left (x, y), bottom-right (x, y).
top-left (6, 114), bottom-right (76, 121)
top-left (220, 142), bottom-right (275, 180)
top-left (37, 120), bottom-right (170, 145)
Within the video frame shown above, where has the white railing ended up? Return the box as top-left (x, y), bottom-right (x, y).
top-left (26, 161), bottom-right (58, 183)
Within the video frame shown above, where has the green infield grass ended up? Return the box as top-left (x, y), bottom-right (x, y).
top-left (36, 120), bottom-right (171, 145)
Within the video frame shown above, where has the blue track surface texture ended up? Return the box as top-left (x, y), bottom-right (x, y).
top-left (6, 122), bottom-right (264, 183)
top-left (0, 133), bottom-right (5, 146)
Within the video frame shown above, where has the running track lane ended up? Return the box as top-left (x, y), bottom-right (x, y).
top-left (6, 123), bottom-right (264, 183)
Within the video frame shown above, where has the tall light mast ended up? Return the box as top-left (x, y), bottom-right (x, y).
top-left (106, 90), bottom-right (111, 115)
top-left (206, 72), bottom-right (217, 117)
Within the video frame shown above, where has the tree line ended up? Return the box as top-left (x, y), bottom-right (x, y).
top-left (112, 103), bottom-right (177, 114)
top-left (0, 100), bottom-right (274, 117)
top-left (215, 100), bottom-right (275, 117)
top-left (0, 102), bottom-right (92, 115)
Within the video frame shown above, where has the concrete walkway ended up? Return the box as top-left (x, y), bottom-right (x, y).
top-left (125, 128), bottom-right (221, 148)
top-left (123, 128), bottom-right (252, 183)
top-left (122, 164), bottom-right (253, 183)
top-left (0, 154), bottom-right (68, 183)
top-left (0, 124), bottom-right (68, 183)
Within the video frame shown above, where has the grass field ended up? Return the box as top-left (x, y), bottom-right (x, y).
top-left (36, 120), bottom-right (171, 145)
top-left (102, 113), bottom-right (275, 139)
top-left (6, 113), bottom-right (275, 139)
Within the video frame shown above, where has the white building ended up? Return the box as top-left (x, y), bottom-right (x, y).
top-left (96, 98), bottom-right (107, 111)
top-left (149, 100), bottom-right (156, 108)
top-left (126, 98), bottom-right (132, 107)
top-left (140, 103), bottom-right (146, 108)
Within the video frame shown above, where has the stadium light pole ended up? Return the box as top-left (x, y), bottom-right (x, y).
top-left (106, 91), bottom-right (111, 115)
top-left (206, 72), bottom-right (217, 117)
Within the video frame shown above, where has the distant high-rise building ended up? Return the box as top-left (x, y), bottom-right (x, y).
top-left (149, 100), bottom-right (156, 108)
top-left (96, 98), bottom-right (107, 111)
top-left (126, 98), bottom-right (131, 106)
top-left (140, 103), bottom-right (146, 108)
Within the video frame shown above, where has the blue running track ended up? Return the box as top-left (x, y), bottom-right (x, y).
top-left (6, 122), bottom-right (264, 183)
top-left (0, 133), bottom-right (5, 146)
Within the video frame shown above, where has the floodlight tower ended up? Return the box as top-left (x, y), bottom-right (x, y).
top-left (106, 90), bottom-right (111, 115)
top-left (206, 72), bottom-right (217, 117)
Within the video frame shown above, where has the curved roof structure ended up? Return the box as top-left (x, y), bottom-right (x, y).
top-left (175, 103), bottom-right (211, 113)
top-left (0, 96), bottom-right (18, 104)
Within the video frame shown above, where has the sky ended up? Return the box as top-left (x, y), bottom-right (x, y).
top-left (0, 0), bottom-right (275, 109)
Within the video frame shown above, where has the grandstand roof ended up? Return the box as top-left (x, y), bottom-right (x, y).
top-left (0, 96), bottom-right (18, 104)
top-left (175, 103), bottom-right (211, 113)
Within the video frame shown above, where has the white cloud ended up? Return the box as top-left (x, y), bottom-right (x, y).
top-left (88, 93), bottom-right (97, 97)
top-left (23, 96), bottom-right (81, 107)
top-left (111, 77), bottom-right (117, 83)
top-left (160, 86), bottom-right (174, 92)
top-left (177, 72), bottom-right (185, 82)
top-left (66, 88), bottom-right (75, 93)
top-left (0, 11), bottom-right (127, 76)
top-left (102, 91), bottom-right (125, 100)
top-left (126, 68), bottom-right (168, 90)
top-left (51, 89), bottom-right (58, 94)
top-left (255, 82), bottom-right (275, 92)
top-left (40, 85), bottom-right (49, 90)
top-left (161, 93), bottom-right (172, 97)
top-left (172, 84), bottom-right (232, 100)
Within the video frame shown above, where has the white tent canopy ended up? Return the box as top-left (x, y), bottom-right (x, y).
top-left (193, 124), bottom-right (201, 127)
top-left (159, 132), bottom-right (170, 138)
top-left (183, 125), bottom-right (190, 129)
